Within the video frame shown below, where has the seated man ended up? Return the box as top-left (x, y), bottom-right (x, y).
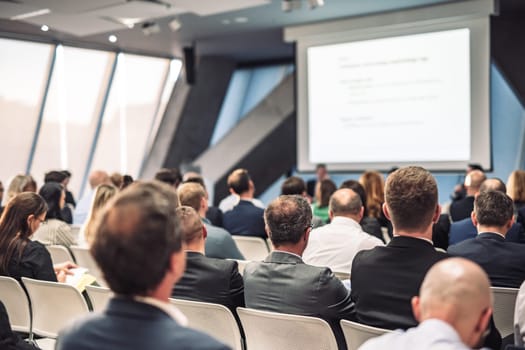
top-left (171, 206), bottom-right (244, 315)
top-left (280, 176), bottom-right (323, 227)
top-left (177, 182), bottom-right (244, 260)
top-left (360, 258), bottom-right (493, 350)
top-left (448, 190), bottom-right (525, 288)
top-left (243, 195), bottom-right (355, 350)
top-left (222, 169), bottom-right (266, 238)
top-left (57, 182), bottom-right (228, 350)
top-left (450, 170), bottom-right (486, 222)
top-left (303, 188), bottom-right (383, 272)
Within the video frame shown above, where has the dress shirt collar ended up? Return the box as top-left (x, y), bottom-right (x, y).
top-left (133, 296), bottom-right (188, 326)
top-left (478, 231), bottom-right (506, 240)
top-left (416, 319), bottom-right (467, 346)
top-left (329, 216), bottom-right (361, 228)
top-left (273, 250), bottom-right (303, 259)
top-left (393, 234), bottom-right (434, 245)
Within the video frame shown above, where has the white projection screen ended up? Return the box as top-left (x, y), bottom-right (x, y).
top-left (287, 0), bottom-right (494, 172)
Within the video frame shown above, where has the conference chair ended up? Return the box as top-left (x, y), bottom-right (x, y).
top-left (0, 276), bottom-right (31, 334)
top-left (491, 286), bottom-right (519, 337)
top-left (70, 245), bottom-right (107, 287)
top-left (21, 277), bottom-right (90, 338)
top-left (232, 236), bottom-right (269, 261)
top-left (46, 245), bottom-right (75, 265)
top-left (170, 298), bottom-right (243, 350)
top-left (333, 271), bottom-right (351, 280)
top-left (229, 259), bottom-right (251, 276)
top-left (85, 285), bottom-right (113, 312)
top-left (340, 319), bottom-right (391, 350)
top-left (237, 307), bottom-right (338, 350)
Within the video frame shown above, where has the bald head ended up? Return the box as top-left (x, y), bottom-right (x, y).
top-left (465, 170), bottom-right (486, 195)
top-left (329, 189), bottom-right (363, 221)
top-left (89, 170), bottom-right (110, 189)
top-left (479, 178), bottom-right (506, 193)
top-left (413, 258), bottom-right (492, 348)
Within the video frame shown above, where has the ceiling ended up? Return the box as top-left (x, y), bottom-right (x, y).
top-left (0, 0), bottom-right (454, 62)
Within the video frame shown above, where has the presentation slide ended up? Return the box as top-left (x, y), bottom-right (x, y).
top-left (307, 28), bottom-right (471, 164)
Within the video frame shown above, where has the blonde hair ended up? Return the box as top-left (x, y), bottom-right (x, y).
top-left (84, 184), bottom-right (118, 244)
top-left (507, 170), bottom-right (525, 203)
top-left (359, 171), bottom-right (385, 219)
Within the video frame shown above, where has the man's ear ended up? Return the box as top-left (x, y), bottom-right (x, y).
top-left (358, 206), bottom-right (365, 221)
top-left (411, 296), bottom-right (422, 322)
top-left (382, 203), bottom-right (391, 221)
top-left (432, 204), bottom-right (441, 223)
top-left (328, 210), bottom-right (334, 220)
top-left (202, 225), bottom-right (208, 240)
top-left (471, 211), bottom-right (478, 227)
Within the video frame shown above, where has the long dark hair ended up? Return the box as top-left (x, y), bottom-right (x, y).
top-left (0, 192), bottom-right (47, 275)
top-left (39, 182), bottom-right (64, 220)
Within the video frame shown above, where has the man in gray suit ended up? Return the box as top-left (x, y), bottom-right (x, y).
top-left (243, 195), bottom-right (355, 350)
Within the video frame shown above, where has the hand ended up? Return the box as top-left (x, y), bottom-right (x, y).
top-left (53, 261), bottom-right (78, 280)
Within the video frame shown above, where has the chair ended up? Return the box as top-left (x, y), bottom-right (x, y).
top-left (0, 276), bottom-right (31, 334)
top-left (70, 245), bottom-right (107, 287)
top-left (230, 259), bottom-right (251, 275)
top-left (491, 286), bottom-right (519, 337)
top-left (46, 245), bottom-right (75, 265)
top-left (340, 319), bottom-right (391, 350)
top-left (232, 236), bottom-right (269, 261)
top-left (170, 298), bottom-right (242, 350)
top-left (237, 307), bottom-right (338, 350)
top-left (85, 285), bottom-right (113, 312)
top-left (333, 270), bottom-right (350, 280)
top-left (21, 277), bottom-right (90, 338)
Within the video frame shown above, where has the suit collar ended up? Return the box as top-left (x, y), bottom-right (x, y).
top-left (388, 235), bottom-right (435, 249)
top-left (264, 251), bottom-right (304, 264)
top-left (106, 297), bottom-right (179, 322)
top-left (477, 232), bottom-right (505, 241)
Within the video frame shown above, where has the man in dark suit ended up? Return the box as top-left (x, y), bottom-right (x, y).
top-left (450, 170), bottom-right (486, 222)
top-left (222, 169), bottom-right (266, 238)
top-left (448, 190), bottom-right (525, 288)
top-left (243, 195), bottom-right (355, 350)
top-left (56, 182), bottom-right (228, 350)
top-left (172, 206), bottom-right (244, 314)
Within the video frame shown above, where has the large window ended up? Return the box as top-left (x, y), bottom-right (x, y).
top-left (0, 38), bottom-right (53, 189)
top-left (30, 46), bottom-right (115, 195)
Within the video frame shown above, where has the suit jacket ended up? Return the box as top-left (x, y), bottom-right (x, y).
top-left (223, 200), bottom-right (266, 238)
top-left (449, 196), bottom-right (475, 222)
top-left (351, 236), bottom-right (448, 330)
top-left (203, 219), bottom-right (244, 260)
top-left (449, 218), bottom-right (525, 245)
top-left (56, 297), bottom-right (229, 350)
top-left (243, 251), bottom-right (355, 350)
top-left (171, 251), bottom-right (244, 313)
top-left (448, 232), bottom-right (525, 288)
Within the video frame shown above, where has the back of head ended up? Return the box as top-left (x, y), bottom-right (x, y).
top-left (474, 191), bottom-right (514, 228)
top-left (7, 175), bottom-right (29, 200)
top-left (385, 166), bottom-right (437, 232)
top-left (155, 168), bottom-right (182, 187)
top-left (227, 168), bottom-right (251, 195)
top-left (359, 171), bottom-right (385, 218)
top-left (318, 179), bottom-right (337, 207)
top-left (90, 181), bottom-right (181, 296)
top-left (44, 171), bottom-right (67, 184)
top-left (176, 206), bottom-right (204, 245)
top-left (340, 180), bottom-right (368, 214)
top-left (329, 189), bottom-right (362, 217)
top-left (84, 184), bottom-right (119, 244)
top-left (465, 170), bottom-right (486, 191)
top-left (110, 172), bottom-right (123, 188)
top-left (417, 258), bottom-right (492, 348)
top-left (182, 174), bottom-right (206, 189)
top-left (265, 195), bottom-right (312, 247)
top-left (480, 178), bottom-right (506, 194)
top-left (177, 182), bottom-right (206, 212)
top-left (89, 170), bottom-right (110, 189)
top-left (507, 170), bottom-right (525, 202)
top-left (39, 182), bottom-right (64, 220)
top-left (281, 176), bottom-right (306, 195)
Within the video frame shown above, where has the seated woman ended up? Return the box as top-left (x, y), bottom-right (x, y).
top-left (311, 179), bottom-right (336, 224)
top-left (79, 184), bottom-right (118, 246)
top-left (0, 192), bottom-right (75, 282)
top-left (32, 182), bottom-right (76, 247)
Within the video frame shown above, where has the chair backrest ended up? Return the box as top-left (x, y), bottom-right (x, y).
top-left (230, 259), bottom-right (251, 276)
top-left (333, 271), bottom-right (350, 280)
top-left (70, 245), bottom-right (107, 287)
top-left (0, 276), bottom-right (31, 333)
top-left (340, 319), bottom-right (390, 350)
top-left (85, 285), bottom-right (113, 312)
top-left (22, 277), bottom-right (90, 338)
top-left (237, 307), bottom-right (338, 350)
top-left (170, 298), bottom-right (242, 350)
top-left (232, 236), bottom-right (269, 261)
top-left (46, 245), bottom-right (75, 265)
top-left (491, 286), bottom-right (519, 337)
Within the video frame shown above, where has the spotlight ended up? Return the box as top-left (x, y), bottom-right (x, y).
top-left (168, 18), bottom-right (181, 32)
top-left (141, 22), bottom-right (161, 36)
top-left (108, 35), bottom-right (117, 43)
top-left (308, 0), bottom-right (324, 9)
top-left (40, 24), bottom-right (49, 32)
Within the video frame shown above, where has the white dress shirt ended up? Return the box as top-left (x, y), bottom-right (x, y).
top-left (515, 280), bottom-right (525, 345)
top-left (302, 216), bottom-right (383, 272)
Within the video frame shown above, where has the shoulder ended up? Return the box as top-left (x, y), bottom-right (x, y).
top-left (172, 327), bottom-right (230, 349)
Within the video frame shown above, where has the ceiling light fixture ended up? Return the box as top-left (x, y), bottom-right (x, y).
top-left (40, 24), bottom-right (49, 32)
top-left (142, 22), bottom-right (161, 36)
top-left (108, 35), bottom-right (118, 43)
top-left (168, 18), bottom-right (181, 32)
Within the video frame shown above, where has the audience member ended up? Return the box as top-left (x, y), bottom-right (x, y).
top-left (6, 175), bottom-right (35, 204)
top-left (449, 178), bottom-right (524, 245)
top-left (33, 182), bottom-right (76, 247)
top-left (448, 191), bottom-right (525, 288)
top-left (44, 170), bottom-right (73, 223)
top-left (61, 170), bottom-right (76, 207)
top-left (222, 169), bottom-right (266, 238)
top-left (120, 175), bottom-right (134, 190)
top-left (508, 170), bottom-right (525, 227)
top-left (155, 168), bottom-right (183, 189)
top-left (0, 300), bottom-right (39, 350)
top-left (281, 176), bottom-right (323, 227)
top-left (451, 163), bottom-right (484, 202)
top-left (171, 206), bottom-right (244, 315)
top-left (109, 172), bottom-right (123, 189)
top-left (177, 182), bottom-right (244, 260)
top-left (303, 188), bottom-right (383, 272)
top-left (74, 170), bottom-right (109, 225)
top-left (306, 163), bottom-right (329, 198)
top-left (359, 170), bottom-right (385, 222)
top-left (182, 174), bottom-right (223, 228)
top-left (312, 178), bottom-right (336, 224)
top-left (57, 181), bottom-right (228, 350)
top-left (243, 195), bottom-right (355, 350)
top-left (0, 180), bottom-right (4, 214)
top-left (80, 184), bottom-right (118, 246)
top-left (450, 169), bottom-right (486, 222)
top-left (340, 179), bottom-right (383, 241)
top-left (0, 192), bottom-right (75, 283)
top-left (360, 258), bottom-right (493, 350)
top-left (218, 168), bottom-right (264, 213)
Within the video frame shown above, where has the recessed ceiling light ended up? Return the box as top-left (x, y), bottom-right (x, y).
top-left (222, 19), bottom-right (231, 25)
top-left (40, 25), bottom-right (49, 32)
top-left (108, 35), bottom-right (117, 43)
top-left (234, 17), bottom-right (248, 23)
